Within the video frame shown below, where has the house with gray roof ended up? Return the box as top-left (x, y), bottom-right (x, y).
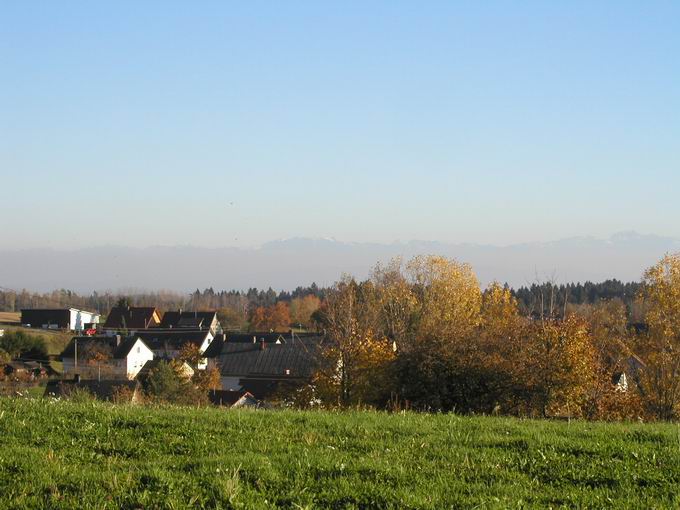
top-left (159, 310), bottom-right (221, 334)
top-left (134, 329), bottom-right (214, 369)
top-left (60, 335), bottom-right (154, 380)
top-left (217, 338), bottom-right (322, 400)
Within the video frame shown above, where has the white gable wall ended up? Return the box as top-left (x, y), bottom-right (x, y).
top-left (68, 309), bottom-right (101, 331)
top-left (199, 332), bottom-right (214, 353)
top-left (125, 338), bottom-right (154, 379)
top-left (197, 332), bottom-right (214, 370)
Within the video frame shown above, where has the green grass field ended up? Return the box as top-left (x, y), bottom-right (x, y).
top-left (0, 325), bottom-right (72, 356)
top-left (0, 398), bottom-right (678, 509)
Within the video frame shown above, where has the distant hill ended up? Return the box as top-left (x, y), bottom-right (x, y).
top-left (1, 232), bottom-right (678, 293)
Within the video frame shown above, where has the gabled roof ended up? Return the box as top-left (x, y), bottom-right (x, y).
top-left (21, 308), bottom-right (99, 315)
top-left (60, 336), bottom-right (149, 360)
top-left (134, 329), bottom-right (212, 351)
top-left (226, 332), bottom-right (323, 344)
top-left (208, 389), bottom-right (258, 408)
top-left (203, 335), bottom-right (225, 358)
top-left (103, 306), bottom-right (160, 329)
top-left (159, 311), bottom-right (217, 330)
top-left (219, 340), bottom-right (321, 379)
top-left (44, 379), bottom-right (140, 401)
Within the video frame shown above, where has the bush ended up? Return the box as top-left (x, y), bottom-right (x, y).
top-left (111, 385), bottom-right (140, 404)
top-left (144, 360), bottom-right (207, 406)
top-left (0, 331), bottom-right (48, 360)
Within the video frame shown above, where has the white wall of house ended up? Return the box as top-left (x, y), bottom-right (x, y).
top-left (68, 309), bottom-right (100, 331)
top-left (125, 338), bottom-right (154, 379)
top-left (63, 338), bottom-right (153, 380)
top-left (197, 333), bottom-right (215, 370)
top-left (199, 332), bottom-right (215, 353)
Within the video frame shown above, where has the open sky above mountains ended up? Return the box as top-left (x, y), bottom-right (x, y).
top-left (2, 3), bottom-right (679, 252)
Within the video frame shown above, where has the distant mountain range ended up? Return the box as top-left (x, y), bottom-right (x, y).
top-left (1, 232), bottom-right (679, 293)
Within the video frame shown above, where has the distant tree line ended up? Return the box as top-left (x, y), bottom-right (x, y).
top-left (513, 280), bottom-right (644, 319)
top-left (0, 278), bottom-right (650, 335)
top-left (0, 284), bottom-right (329, 331)
top-left (0, 280), bottom-right (643, 318)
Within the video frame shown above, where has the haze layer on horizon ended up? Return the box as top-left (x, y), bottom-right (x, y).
top-left (2, 3), bottom-right (679, 250)
top-left (1, 233), bottom-right (678, 293)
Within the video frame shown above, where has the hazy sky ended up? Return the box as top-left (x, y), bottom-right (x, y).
top-left (2, 2), bottom-right (679, 249)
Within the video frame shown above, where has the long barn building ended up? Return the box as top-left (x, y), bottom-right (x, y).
top-left (21, 308), bottom-right (100, 331)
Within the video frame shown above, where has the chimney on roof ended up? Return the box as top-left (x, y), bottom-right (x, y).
top-left (260, 339), bottom-right (265, 351)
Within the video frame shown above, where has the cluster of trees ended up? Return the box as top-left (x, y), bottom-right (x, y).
top-left (0, 331), bottom-right (48, 363)
top-left (247, 295), bottom-right (322, 332)
top-left (303, 254), bottom-right (680, 421)
top-left (142, 358), bottom-right (221, 406)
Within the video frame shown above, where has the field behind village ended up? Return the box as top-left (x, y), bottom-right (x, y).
top-left (0, 324), bottom-right (71, 357)
top-left (0, 398), bottom-right (678, 509)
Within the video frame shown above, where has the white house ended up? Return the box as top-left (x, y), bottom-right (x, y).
top-left (61, 335), bottom-right (154, 380)
top-left (135, 330), bottom-right (214, 369)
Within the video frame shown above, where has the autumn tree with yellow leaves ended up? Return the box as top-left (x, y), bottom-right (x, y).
top-left (390, 256), bottom-right (486, 411)
top-left (638, 254), bottom-right (680, 420)
top-left (312, 277), bottom-right (395, 407)
top-left (304, 252), bottom-right (680, 420)
top-left (519, 316), bottom-right (599, 417)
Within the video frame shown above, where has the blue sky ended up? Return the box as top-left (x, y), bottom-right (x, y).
top-left (1, 2), bottom-right (679, 249)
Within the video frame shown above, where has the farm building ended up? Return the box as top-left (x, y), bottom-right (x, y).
top-left (61, 335), bottom-right (154, 380)
top-left (21, 308), bottom-right (100, 331)
top-left (102, 305), bottom-right (161, 330)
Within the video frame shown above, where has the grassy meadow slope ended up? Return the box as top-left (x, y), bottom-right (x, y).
top-left (0, 398), bottom-right (679, 509)
top-left (0, 325), bottom-right (71, 357)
